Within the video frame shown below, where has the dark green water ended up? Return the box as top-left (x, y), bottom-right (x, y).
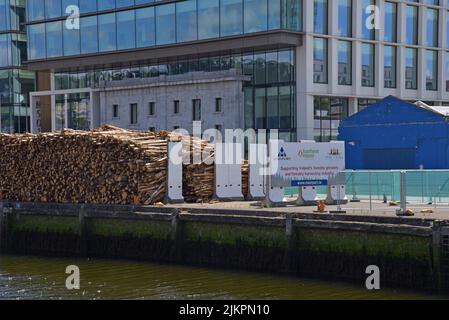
top-left (0, 254), bottom-right (446, 300)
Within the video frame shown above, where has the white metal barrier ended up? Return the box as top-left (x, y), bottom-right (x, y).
top-left (268, 186), bottom-right (285, 205)
top-left (166, 142), bottom-right (184, 203)
top-left (326, 185), bottom-right (348, 205)
top-left (214, 143), bottom-right (244, 200)
top-left (248, 144), bottom-right (267, 200)
top-left (296, 186), bottom-right (318, 205)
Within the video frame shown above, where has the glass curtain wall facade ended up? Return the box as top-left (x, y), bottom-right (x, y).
top-left (26, 0), bottom-right (302, 60)
top-left (311, 0), bottom-right (449, 142)
top-left (0, 0), bottom-right (35, 133)
top-left (53, 48), bottom-right (297, 140)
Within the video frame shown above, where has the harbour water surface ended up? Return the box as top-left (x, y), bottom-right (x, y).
top-left (0, 254), bottom-right (447, 300)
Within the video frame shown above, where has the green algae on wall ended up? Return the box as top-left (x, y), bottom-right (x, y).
top-left (297, 228), bottom-right (431, 261)
top-left (88, 218), bottom-right (172, 239)
top-left (183, 222), bottom-right (289, 249)
top-left (10, 215), bottom-right (80, 235)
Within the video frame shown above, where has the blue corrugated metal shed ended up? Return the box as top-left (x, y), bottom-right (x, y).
top-left (338, 96), bottom-right (449, 170)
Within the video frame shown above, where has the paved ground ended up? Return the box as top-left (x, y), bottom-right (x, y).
top-left (166, 199), bottom-right (449, 221)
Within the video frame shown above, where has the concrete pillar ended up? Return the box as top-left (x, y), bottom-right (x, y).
top-left (440, 9), bottom-right (447, 100)
top-left (328, 0), bottom-right (338, 37)
top-left (348, 97), bottom-right (358, 116)
top-left (303, 0), bottom-right (314, 33)
top-left (296, 34), bottom-right (315, 141)
top-left (329, 38), bottom-right (339, 95)
top-left (353, 0), bottom-right (362, 40)
top-left (376, 42), bottom-right (384, 98)
top-left (297, 93), bottom-right (314, 141)
top-left (418, 48), bottom-right (426, 98)
top-left (353, 41), bottom-right (362, 96)
top-left (397, 46), bottom-right (406, 99)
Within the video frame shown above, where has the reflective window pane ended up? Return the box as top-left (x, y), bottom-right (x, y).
top-left (361, 43), bottom-right (374, 87)
top-left (117, 10), bottom-right (136, 50)
top-left (46, 21), bottom-right (63, 57)
top-left (156, 4), bottom-right (176, 45)
top-left (244, 0), bottom-right (268, 33)
top-left (198, 0), bottom-right (219, 39)
top-left (384, 45), bottom-right (396, 88)
top-left (220, 0), bottom-right (243, 37)
top-left (136, 7), bottom-right (155, 48)
top-left (80, 16), bottom-right (98, 54)
top-left (176, 0), bottom-right (197, 43)
top-left (98, 13), bottom-right (116, 52)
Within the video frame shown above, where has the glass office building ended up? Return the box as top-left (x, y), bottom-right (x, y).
top-left (24, 0), bottom-right (449, 142)
top-left (0, 0), bottom-right (35, 133)
top-left (24, 0), bottom-right (301, 139)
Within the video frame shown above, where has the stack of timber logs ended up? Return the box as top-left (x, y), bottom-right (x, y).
top-left (0, 125), bottom-right (251, 205)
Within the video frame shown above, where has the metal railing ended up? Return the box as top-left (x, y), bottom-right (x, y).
top-left (284, 170), bottom-right (449, 207)
top-left (344, 170), bottom-right (449, 206)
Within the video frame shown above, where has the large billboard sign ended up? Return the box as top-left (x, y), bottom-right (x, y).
top-left (269, 141), bottom-right (345, 187)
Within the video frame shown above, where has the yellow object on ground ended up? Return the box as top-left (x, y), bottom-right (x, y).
top-left (153, 202), bottom-right (165, 207)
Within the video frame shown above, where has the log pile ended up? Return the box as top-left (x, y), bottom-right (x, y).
top-left (0, 125), bottom-right (250, 205)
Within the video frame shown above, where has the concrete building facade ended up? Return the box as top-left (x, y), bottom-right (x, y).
top-left (21, 0), bottom-right (449, 142)
top-left (101, 70), bottom-right (248, 133)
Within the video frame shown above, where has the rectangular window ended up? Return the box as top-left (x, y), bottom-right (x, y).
top-left (112, 104), bottom-right (119, 118)
top-left (426, 50), bottom-right (438, 91)
top-left (149, 127), bottom-right (156, 132)
top-left (198, 0), bottom-right (219, 39)
top-left (361, 0), bottom-right (375, 40)
top-left (148, 102), bottom-right (155, 116)
top-left (357, 99), bottom-right (378, 112)
top-left (130, 103), bottom-right (138, 124)
top-left (176, 0), bottom-right (198, 43)
top-left (361, 43), bottom-right (375, 87)
top-left (338, 40), bottom-right (352, 85)
top-left (313, 38), bottom-right (328, 84)
top-left (405, 47), bottom-right (417, 90)
top-left (117, 10), bottom-right (136, 50)
top-left (156, 3), bottom-right (176, 45)
top-left (174, 100), bottom-right (180, 114)
top-left (98, 13), bottom-right (116, 52)
top-left (28, 23), bottom-right (46, 60)
top-left (314, 97), bottom-right (349, 142)
top-left (215, 98), bottom-right (222, 112)
top-left (405, 5), bottom-right (418, 45)
top-left (220, 0), bottom-right (243, 37)
top-left (244, 0), bottom-right (268, 33)
top-left (80, 16), bottom-right (98, 54)
top-left (384, 45), bottom-right (397, 88)
top-left (46, 21), bottom-right (63, 58)
top-left (337, 0), bottom-right (352, 37)
top-left (446, 53), bottom-right (449, 91)
top-left (314, 0), bottom-right (328, 34)
top-left (136, 7), bottom-right (155, 48)
top-left (282, 0), bottom-right (302, 31)
top-left (384, 2), bottom-right (397, 43)
top-left (426, 8), bottom-right (438, 47)
top-left (193, 99), bottom-right (202, 121)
